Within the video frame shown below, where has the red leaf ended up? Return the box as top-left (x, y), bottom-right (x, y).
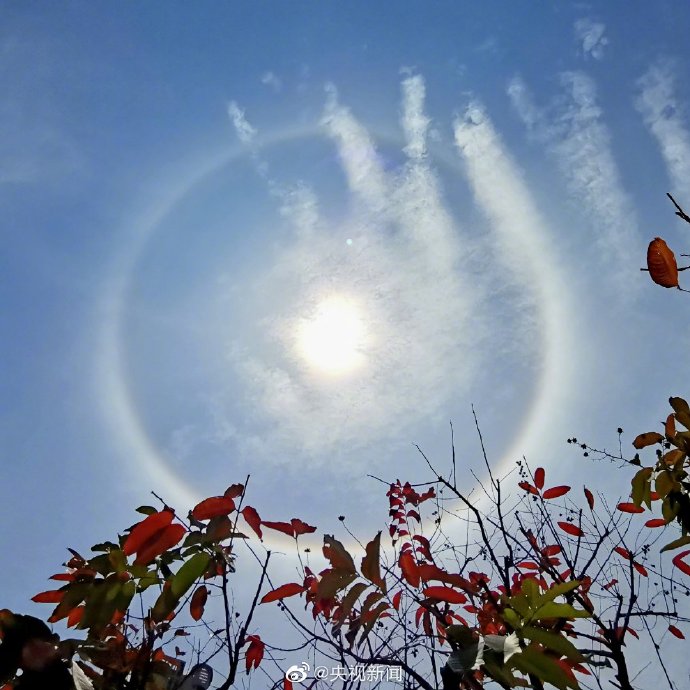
top-left (224, 483), bottom-right (245, 499)
top-left (290, 518), bottom-right (317, 536)
top-left (584, 487), bottom-right (595, 510)
top-left (617, 502), bottom-right (644, 514)
top-left (534, 468), bottom-right (545, 490)
top-left (190, 586), bottom-right (208, 621)
top-left (517, 561), bottom-right (540, 570)
top-left (645, 518), bottom-right (667, 528)
top-left (134, 523), bottom-right (186, 565)
top-left (518, 481), bottom-right (539, 495)
top-left (49, 572), bottom-right (76, 582)
top-left (31, 590), bottom-right (65, 604)
top-left (66, 605), bottom-right (84, 628)
top-left (633, 562), bottom-right (648, 577)
top-left (260, 582), bottom-right (305, 604)
top-left (244, 635), bottom-right (264, 673)
top-left (614, 546), bottom-right (632, 559)
top-left (191, 496), bottom-right (236, 521)
top-left (543, 486), bottom-right (571, 500)
top-left (669, 624), bottom-right (685, 639)
top-left (242, 506), bottom-right (262, 540)
top-left (672, 550), bottom-right (690, 576)
top-left (602, 579), bottom-right (618, 590)
top-left (262, 520), bottom-right (295, 537)
top-left (399, 552), bottom-right (420, 588)
top-left (392, 590), bottom-right (402, 610)
top-left (557, 522), bottom-right (584, 537)
top-left (422, 586), bottom-right (467, 604)
top-left (122, 510), bottom-right (174, 556)
top-left (541, 545), bottom-right (562, 557)
top-left (284, 679), bottom-right (294, 690)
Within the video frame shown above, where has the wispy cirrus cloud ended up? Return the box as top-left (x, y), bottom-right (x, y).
top-left (227, 101), bottom-right (257, 145)
top-left (221, 76), bottom-right (491, 461)
top-left (574, 18), bottom-right (608, 60)
top-left (508, 72), bottom-right (641, 290)
top-left (636, 61), bottom-right (690, 196)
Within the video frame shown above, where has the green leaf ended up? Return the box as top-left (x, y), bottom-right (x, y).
top-left (661, 535), bottom-right (690, 553)
top-left (521, 626), bottom-right (585, 662)
top-left (521, 578), bottom-right (540, 604)
top-left (503, 607), bottom-right (522, 630)
top-left (531, 601), bottom-right (590, 622)
top-left (656, 471), bottom-right (676, 499)
top-left (152, 585), bottom-right (180, 623)
top-left (536, 580), bottom-right (581, 607)
top-left (512, 646), bottom-right (578, 690)
top-left (662, 497), bottom-right (681, 524)
top-left (108, 549), bottom-right (127, 574)
top-left (631, 468), bottom-right (652, 508)
top-left (171, 553), bottom-right (211, 599)
top-left (136, 505), bottom-right (159, 515)
top-left (670, 397), bottom-right (690, 417)
top-left (505, 593), bottom-right (531, 619)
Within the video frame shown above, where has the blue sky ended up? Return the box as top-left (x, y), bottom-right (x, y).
top-left (3, 1), bottom-right (690, 678)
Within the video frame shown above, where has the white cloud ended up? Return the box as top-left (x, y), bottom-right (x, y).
top-left (574, 18), bottom-right (608, 60)
top-left (508, 72), bottom-right (641, 291)
top-left (227, 101), bottom-right (257, 144)
top-left (636, 61), bottom-right (690, 196)
top-left (453, 102), bottom-right (579, 470)
top-left (224, 77), bottom-right (487, 460)
top-left (261, 71), bottom-right (282, 92)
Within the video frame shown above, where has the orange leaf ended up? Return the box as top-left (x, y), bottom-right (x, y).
top-left (665, 414), bottom-right (676, 439)
top-left (31, 590), bottom-right (64, 604)
top-left (242, 506), bottom-right (262, 540)
top-left (260, 582), bottom-right (305, 604)
top-left (190, 586), bottom-right (208, 621)
top-left (672, 550), bottom-right (690, 576)
top-left (191, 496), bottom-right (236, 521)
top-left (134, 523), bottom-right (186, 565)
top-left (584, 487), bottom-right (595, 510)
top-left (123, 510), bottom-right (174, 556)
top-left (245, 635), bottom-right (264, 673)
top-left (617, 502), bottom-right (644, 514)
top-left (669, 624), bottom-right (685, 639)
top-left (543, 486), bottom-right (571, 500)
top-left (645, 518), bottom-right (667, 528)
top-left (518, 481), bottom-right (539, 495)
top-left (647, 237), bottom-right (679, 288)
top-left (534, 468), bottom-right (545, 490)
top-left (422, 586), bottom-right (467, 604)
top-left (557, 522), bottom-right (584, 537)
top-left (632, 431), bottom-right (664, 449)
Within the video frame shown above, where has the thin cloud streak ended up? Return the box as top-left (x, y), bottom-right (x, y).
top-left (227, 101), bottom-right (258, 145)
top-left (453, 102), bottom-right (579, 470)
top-left (636, 61), bottom-right (690, 196)
top-left (508, 72), bottom-right (641, 292)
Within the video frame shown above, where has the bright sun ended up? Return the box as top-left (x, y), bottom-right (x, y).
top-left (298, 296), bottom-right (366, 375)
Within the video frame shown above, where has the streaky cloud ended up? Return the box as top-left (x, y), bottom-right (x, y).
top-left (453, 101), bottom-right (579, 468)
top-left (636, 61), bottom-right (690, 197)
top-left (227, 101), bottom-right (258, 144)
top-left (508, 72), bottom-right (641, 292)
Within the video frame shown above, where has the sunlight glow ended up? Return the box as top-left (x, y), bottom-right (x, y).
top-left (298, 296), bottom-right (366, 375)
